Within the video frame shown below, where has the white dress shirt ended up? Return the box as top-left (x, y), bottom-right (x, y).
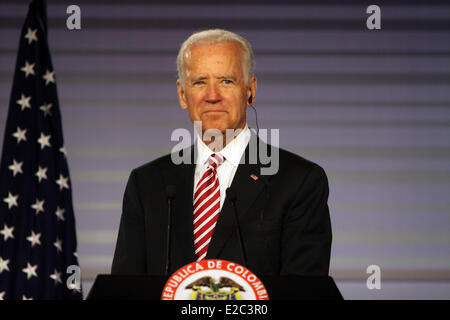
top-left (194, 124), bottom-right (251, 210)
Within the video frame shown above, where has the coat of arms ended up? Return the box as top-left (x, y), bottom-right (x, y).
top-left (185, 276), bottom-right (246, 300)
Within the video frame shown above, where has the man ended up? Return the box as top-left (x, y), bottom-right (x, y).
top-left (111, 29), bottom-right (332, 276)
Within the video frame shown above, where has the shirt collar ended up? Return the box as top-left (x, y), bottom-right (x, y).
top-left (196, 124), bottom-right (251, 167)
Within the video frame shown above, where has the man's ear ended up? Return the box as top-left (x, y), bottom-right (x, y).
top-left (177, 79), bottom-right (188, 110)
top-left (247, 76), bottom-right (257, 107)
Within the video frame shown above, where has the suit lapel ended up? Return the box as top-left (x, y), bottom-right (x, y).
top-left (206, 132), bottom-right (267, 260)
top-left (163, 133), bottom-right (270, 265)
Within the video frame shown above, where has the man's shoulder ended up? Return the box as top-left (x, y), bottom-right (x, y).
top-left (259, 145), bottom-right (329, 193)
top-left (253, 131), bottom-right (323, 175)
top-left (276, 145), bottom-right (321, 171)
top-left (132, 152), bottom-right (176, 175)
top-left (270, 145), bottom-right (328, 181)
top-left (131, 146), bottom-right (193, 176)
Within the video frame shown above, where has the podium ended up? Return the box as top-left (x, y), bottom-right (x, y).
top-left (87, 275), bottom-right (343, 300)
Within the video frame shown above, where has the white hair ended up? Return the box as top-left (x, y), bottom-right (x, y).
top-left (176, 29), bottom-right (254, 87)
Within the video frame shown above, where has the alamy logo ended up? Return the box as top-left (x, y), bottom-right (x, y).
top-left (170, 121), bottom-right (280, 175)
top-left (366, 265), bottom-right (381, 290)
top-left (366, 5), bottom-right (381, 30)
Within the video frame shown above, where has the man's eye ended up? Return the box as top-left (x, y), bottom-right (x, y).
top-left (193, 81), bottom-right (205, 85)
top-left (223, 79), bottom-right (233, 85)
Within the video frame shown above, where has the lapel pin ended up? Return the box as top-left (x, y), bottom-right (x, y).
top-left (250, 174), bottom-right (259, 181)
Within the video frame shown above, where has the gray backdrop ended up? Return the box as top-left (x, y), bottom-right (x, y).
top-left (1, 0), bottom-right (449, 299)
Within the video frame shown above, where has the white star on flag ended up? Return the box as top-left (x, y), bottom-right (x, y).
top-left (22, 295), bottom-right (33, 300)
top-left (56, 174), bottom-right (70, 191)
top-left (59, 146), bottom-right (67, 156)
top-left (67, 279), bottom-right (81, 292)
top-left (8, 159), bottom-right (23, 176)
top-left (31, 198), bottom-right (45, 214)
top-left (39, 102), bottom-right (52, 117)
top-left (0, 225), bottom-right (14, 241)
top-left (12, 126), bottom-right (27, 143)
top-left (26, 231), bottom-right (41, 247)
top-left (37, 132), bottom-right (51, 150)
top-left (54, 238), bottom-right (63, 253)
top-left (20, 60), bottom-right (35, 78)
top-left (42, 69), bottom-right (55, 85)
top-left (0, 291), bottom-right (5, 300)
top-left (22, 263), bottom-right (38, 280)
top-left (3, 192), bottom-right (19, 209)
top-left (16, 93), bottom-right (32, 111)
top-left (24, 27), bottom-right (38, 44)
top-left (50, 269), bottom-right (62, 285)
top-left (35, 166), bottom-right (48, 182)
top-left (0, 257), bottom-right (10, 273)
top-left (55, 206), bottom-right (65, 221)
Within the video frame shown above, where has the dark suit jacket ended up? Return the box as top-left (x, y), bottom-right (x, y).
top-left (111, 134), bottom-right (332, 276)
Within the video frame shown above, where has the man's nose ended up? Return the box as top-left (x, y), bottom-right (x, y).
top-left (205, 84), bottom-right (221, 103)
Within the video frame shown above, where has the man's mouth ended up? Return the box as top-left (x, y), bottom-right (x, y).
top-left (203, 110), bottom-right (227, 113)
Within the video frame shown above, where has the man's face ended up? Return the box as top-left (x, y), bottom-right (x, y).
top-left (177, 42), bottom-right (257, 134)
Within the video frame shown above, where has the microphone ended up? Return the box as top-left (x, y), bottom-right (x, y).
top-left (165, 185), bottom-right (176, 275)
top-left (226, 188), bottom-right (247, 267)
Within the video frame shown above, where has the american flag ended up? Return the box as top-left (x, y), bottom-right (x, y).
top-left (0, 0), bottom-right (82, 300)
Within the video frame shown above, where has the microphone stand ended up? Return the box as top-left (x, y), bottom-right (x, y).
top-left (165, 185), bottom-right (176, 275)
top-left (227, 188), bottom-right (247, 268)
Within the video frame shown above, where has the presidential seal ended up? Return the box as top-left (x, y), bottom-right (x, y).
top-left (161, 259), bottom-right (269, 300)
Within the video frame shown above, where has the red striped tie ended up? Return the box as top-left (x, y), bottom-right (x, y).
top-left (193, 153), bottom-right (224, 261)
